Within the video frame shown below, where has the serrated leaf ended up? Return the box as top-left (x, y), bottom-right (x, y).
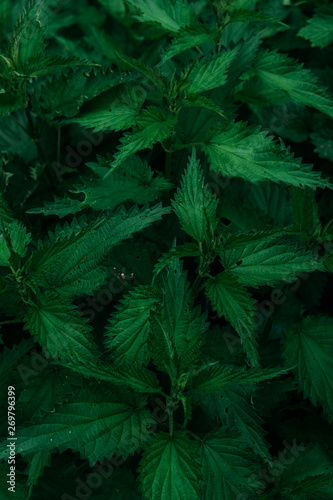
top-left (283, 473), bottom-right (333, 499)
top-left (59, 359), bottom-right (160, 393)
top-left (25, 450), bottom-right (52, 488)
top-left (127, 0), bottom-right (192, 32)
top-left (172, 149), bottom-right (218, 243)
top-left (205, 272), bottom-right (259, 367)
top-left (0, 389), bottom-right (154, 466)
top-left (107, 107), bottom-right (177, 174)
top-left (184, 48), bottom-right (238, 95)
top-left (72, 84), bottom-right (145, 132)
top-left (254, 50), bottom-right (333, 119)
top-left (229, 9), bottom-right (285, 25)
top-left (139, 431), bottom-right (202, 500)
top-left (220, 239), bottom-right (324, 288)
top-left (202, 121), bottom-right (330, 189)
top-left (298, 6), bottom-right (333, 49)
top-left (192, 364), bottom-right (288, 393)
top-left (194, 384), bottom-right (273, 463)
top-left (24, 293), bottom-right (99, 364)
top-left (27, 204), bottom-right (170, 296)
top-left (8, 0), bottom-right (45, 72)
top-left (159, 23), bottom-right (217, 64)
top-left (0, 219), bottom-right (31, 267)
top-left (153, 242), bottom-right (200, 277)
top-left (116, 53), bottom-right (168, 94)
top-left (17, 365), bottom-right (73, 420)
top-left (199, 430), bottom-right (260, 500)
top-left (105, 285), bottom-right (161, 365)
top-left (29, 156), bottom-right (171, 217)
top-left (34, 68), bottom-right (132, 120)
top-left (150, 259), bottom-right (207, 375)
top-left (283, 316), bottom-right (333, 423)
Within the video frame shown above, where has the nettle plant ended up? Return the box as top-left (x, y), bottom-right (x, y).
top-left (1, 0), bottom-right (333, 498)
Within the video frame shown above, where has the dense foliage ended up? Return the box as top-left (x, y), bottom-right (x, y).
top-left (1, 0), bottom-right (333, 498)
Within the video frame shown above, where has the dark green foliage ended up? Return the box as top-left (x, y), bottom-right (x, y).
top-left (1, 1), bottom-right (333, 499)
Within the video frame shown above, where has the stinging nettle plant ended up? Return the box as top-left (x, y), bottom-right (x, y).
top-left (1, 0), bottom-right (333, 498)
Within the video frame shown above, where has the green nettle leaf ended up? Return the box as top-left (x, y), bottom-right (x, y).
top-left (105, 285), bottom-right (162, 365)
top-left (0, 220), bottom-right (31, 267)
top-left (28, 156), bottom-right (172, 217)
top-left (254, 50), bottom-right (333, 119)
top-left (220, 238), bottom-right (324, 288)
top-left (159, 23), bottom-right (218, 64)
top-left (202, 121), bottom-right (330, 189)
top-left (172, 149), bottom-right (218, 243)
top-left (199, 430), bottom-right (260, 499)
top-left (58, 359), bottom-right (161, 394)
top-left (194, 384), bottom-right (273, 463)
top-left (17, 365), bottom-right (73, 420)
top-left (0, 89), bottom-right (24, 117)
top-left (27, 204), bottom-right (170, 296)
top-left (72, 84), bottom-right (145, 132)
top-left (282, 472), bottom-right (333, 498)
top-left (25, 449), bottom-right (53, 489)
top-left (229, 9), bottom-right (284, 25)
top-left (139, 431), bottom-right (202, 500)
top-left (107, 107), bottom-right (177, 174)
top-left (24, 293), bottom-right (99, 363)
top-left (184, 48), bottom-right (238, 95)
top-left (149, 259), bottom-right (207, 375)
top-left (283, 316), bottom-right (333, 422)
top-left (205, 272), bottom-right (259, 366)
top-left (126, 0), bottom-right (192, 32)
top-left (298, 5), bottom-right (333, 49)
top-left (8, 0), bottom-right (46, 72)
top-left (0, 389), bottom-right (154, 466)
top-left (1, 0), bottom-right (333, 496)
top-left (191, 364), bottom-right (288, 393)
top-left (153, 242), bottom-right (200, 277)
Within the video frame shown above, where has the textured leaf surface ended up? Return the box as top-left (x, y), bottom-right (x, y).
top-left (283, 316), bottom-right (333, 422)
top-left (160, 24), bottom-right (217, 64)
top-left (185, 49), bottom-right (238, 95)
top-left (108, 107), bottom-right (177, 174)
top-left (139, 431), bottom-right (202, 500)
top-left (192, 364), bottom-right (288, 393)
top-left (24, 293), bottom-right (99, 363)
top-left (203, 121), bottom-right (330, 189)
top-left (172, 149), bottom-right (218, 243)
top-left (221, 239), bottom-right (324, 287)
top-left (1, 389), bottom-right (154, 466)
top-left (127, 0), bottom-right (192, 32)
top-left (205, 272), bottom-right (259, 366)
top-left (254, 50), bottom-right (333, 118)
top-left (105, 286), bottom-right (161, 365)
top-left (298, 6), bottom-right (333, 48)
top-left (199, 430), bottom-right (259, 500)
